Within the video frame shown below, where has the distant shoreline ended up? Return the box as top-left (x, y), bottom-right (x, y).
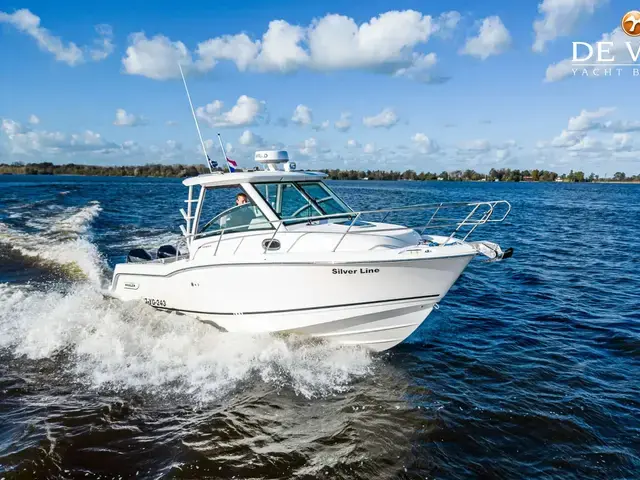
top-left (1, 163), bottom-right (638, 184)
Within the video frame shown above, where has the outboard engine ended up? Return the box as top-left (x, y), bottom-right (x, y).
top-left (127, 248), bottom-right (152, 263)
top-left (157, 244), bottom-right (178, 259)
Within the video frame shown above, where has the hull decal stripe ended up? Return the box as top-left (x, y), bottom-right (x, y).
top-left (111, 253), bottom-right (475, 283)
top-left (154, 294), bottom-right (439, 316)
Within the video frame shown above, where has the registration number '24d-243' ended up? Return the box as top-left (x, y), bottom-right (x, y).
top-left (144, 297), bottom-right (166, 307)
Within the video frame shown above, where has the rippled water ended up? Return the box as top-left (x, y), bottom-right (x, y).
top-left (0, 175), bottom-right (638, 479)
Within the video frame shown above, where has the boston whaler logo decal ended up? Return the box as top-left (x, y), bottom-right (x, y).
top-left (332, 267), bottom-right (380, 275)
top-left (124, 281), bottom-right (139, 290)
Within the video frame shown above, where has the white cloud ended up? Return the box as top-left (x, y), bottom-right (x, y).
top-left (460, 16), bottom-right (511, 60)
top-left (363, 108), bottom-right (399, 128)
top-left (255, 20), bottom-right (309, 72)
top-left (113, 109), bottom-right (148, 127)
top-left (1, 118), bottom-right (119, 156)
top-left (539, 108), bottom-right (640, 161)
top-left (544, 28), bottom-right (640, 82)
top-left (307, 10), bottom-right (436, 72)
top-left (567, 135), bottom-right (604, 152)
top-left (122, 33), bottom-right (212, 81)
top-left (346, 139), bottom-right (360, 148)
top-left (550, 130), bottom-right (583, 147)
top-left (543, 107), bottom-right (629, 147)
top-left (291, 104), bottom-right (313, 125)
top-left (0, 9), bottom-right (113, 66)
top-left (411, 133), bottom-right (439, 154)
top-left (196, 33), bottom-right (260, 72)
top-left (312, 120), bottom-right (330, 131)
top-left (612, 133), bottom-right (633, 151)
top-left (166, 120), bottom-right (178, 126)
top-left (435, 11), bottom-right (461, 37)
top-left (28, 114), bottom-right (40, 125)
top-left (604, 120), bottom-right (640, 133)
top-left (335, 112), bottom-right (352, 132)
top-left (121, 9), bottom-right (460, 82)
top-left (363, 143), bottom-right (376, 154)
top-left (90, 24), bottom-right (114, 61)
top-left (196, 95), bottom-right (265, 128)
top-left (393, 52), bottom-right (445, 83)
top-left (238, 129), bottom-right (265, 146)
top-left (299, 137), bottom-right (318, 156)
top-left (459, 139), bottom-right (492, 152)
top-left (567, 107), bottom-right (614, 131)
top-left (532, 0), bottom-right (606, 52)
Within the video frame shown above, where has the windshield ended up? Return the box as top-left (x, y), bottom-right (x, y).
top-left (254, 181), bottom-right (352, 222)
top-left (298, 182), bottom-right (351, 215)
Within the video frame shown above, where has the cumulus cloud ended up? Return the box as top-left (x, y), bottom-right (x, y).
top-left (612, 133), bottom-right (633, 151)
top-left (1, 118), bottom-right (119, 156)
top-left (541, 107), bottom-right (638, 148)
top-left (537, 108), bottom-right (640, 162)
top-left (460, 16), bottom-right (511, 59)
top-left (291, 104), bottom-right (313, 125)
top-left (113, 109), bottom-right (148, 127)
top-left (299, 137), bottom-right (318, 156)
top-left (567, 107), bottom-right (615, 131)
top-left (122, 9), bottom-right (460, 81)
top-left (238, 129), bottom-right (265, 146)
top-left (335, 112), bottom-right (352, 132)
top-left (532, 0), bottom-right (607, 52)
top-left (392, 52), bottom-right (447, 83)
top-left (0, 9), bottom-right (113, 66)
top-left (196, 95), bottom-right (265, 128)
top-left (122, 33), bottom-right (206, 80)
top-left (346, 139), bottom-right (360, 148)
top-left (435, 11), bottom-right (461, 37)
top-left (28, 114), bottom-right (40, 125)
top-left (545, 28), bottom-right (640, 82)
top-left (363, 108), bottom-right (399, 128)
top-left (411, 133), bottom-right (440, 154)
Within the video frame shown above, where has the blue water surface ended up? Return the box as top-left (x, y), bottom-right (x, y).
top-left (0, 175), bottom-right (638, 479)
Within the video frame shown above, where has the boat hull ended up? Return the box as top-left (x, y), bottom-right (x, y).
top-left (110, 253), bottom-right (475, 351)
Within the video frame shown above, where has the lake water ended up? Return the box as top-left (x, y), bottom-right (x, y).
top-left (0, 175), bottom-right (638, 479)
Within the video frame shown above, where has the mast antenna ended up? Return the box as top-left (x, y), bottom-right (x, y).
top-left (178, 63), bottom-right (215, 173)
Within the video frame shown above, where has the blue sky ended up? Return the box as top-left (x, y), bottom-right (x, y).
top-left (1, 0), bottom-right (639, 175)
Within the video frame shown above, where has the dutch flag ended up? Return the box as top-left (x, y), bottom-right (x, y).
top-left (207, 154), bottom-right (218, 171)
top-left (226, 156), bottom-right (238, 172)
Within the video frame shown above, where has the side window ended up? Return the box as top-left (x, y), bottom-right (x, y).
top-left (197, 186), bottom-right (270, 235)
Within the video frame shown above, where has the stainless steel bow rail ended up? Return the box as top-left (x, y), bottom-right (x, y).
top-left (167, 200), bottom-right (511, 260)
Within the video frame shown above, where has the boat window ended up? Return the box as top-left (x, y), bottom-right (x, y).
top-left (254, 181), bottom-right (352, 222)
top-left (197, 186), bottom-right (271, 236)
top-left (297, 182), bottom-right (352, 215)
top-left (254, 182), bottom-right (324, 220)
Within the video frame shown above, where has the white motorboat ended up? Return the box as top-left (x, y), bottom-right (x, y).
top-left (109, 150), bottom-right (513, 351)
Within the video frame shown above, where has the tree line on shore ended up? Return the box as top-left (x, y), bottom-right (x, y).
top-left (0, 162), bottom-right (638, 183)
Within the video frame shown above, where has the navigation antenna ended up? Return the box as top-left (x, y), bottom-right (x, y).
top-left (178, 63), bottom-right (214, 173)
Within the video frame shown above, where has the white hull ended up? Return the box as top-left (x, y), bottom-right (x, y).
top-left (110, 251), bottom-right (475, 351)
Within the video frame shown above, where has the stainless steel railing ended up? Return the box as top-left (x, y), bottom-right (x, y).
top-left (178, 200), bottom-right (511, 258)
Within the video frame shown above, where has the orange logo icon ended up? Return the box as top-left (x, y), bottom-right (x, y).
top-left (622, 10), bottom-right (640, 36)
